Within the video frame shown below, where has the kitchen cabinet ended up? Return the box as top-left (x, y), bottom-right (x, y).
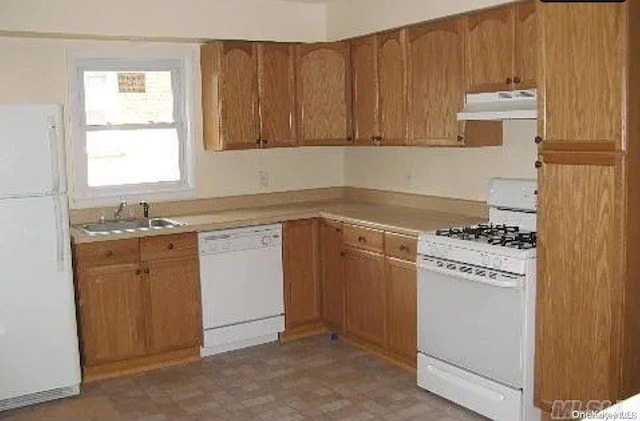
top-left (464, 1), bottom-right (537, 93)
top-left (296, 42), bottom-right (353, 145)
top-left (351, 30), bottom-right (407, 146)
top-left (537, 2), bottom-right (623, 148)
top-left (319, 220), bottom-right (345, 332)
top-left (201, 41), bottom-right (297, 150)
top-left (344, 242), bottom-right (386, 349)
top-left (282, 219), bottom-right (324, 340)
top-left (407, 18), bottom-right (465, 146)
top-left (386, 257), bottom-right (417, 367)
top-left (73, 233), bottom-right (202, 381)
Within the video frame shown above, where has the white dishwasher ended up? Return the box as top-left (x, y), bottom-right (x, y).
top-left (198, 224), bottom-right (284, 356)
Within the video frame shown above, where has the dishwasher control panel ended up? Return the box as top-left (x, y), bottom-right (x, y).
top-left (198, 224), bottom-right (282, 255)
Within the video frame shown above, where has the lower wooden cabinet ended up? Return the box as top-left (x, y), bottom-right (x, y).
top-left (386, 257), bottom-right (417, 366)
top-left (74, 233), bottom-right (202, 381)
top-left (319, 220), bottom-right (345, 332)
top-left (282, 219), bottom-right (324, 340)
top-left (344, 247), bottom-right (387, 349)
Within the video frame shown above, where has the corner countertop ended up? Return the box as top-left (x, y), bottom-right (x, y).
top-left (70, 201), bottom-right (486, 244)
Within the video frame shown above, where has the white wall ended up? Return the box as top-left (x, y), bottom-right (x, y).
top-left (0, 0), bottom-right (326, 42)
top-left (0, 37), bottom-right (345, 208)
top-left (345, 121), bottom-right (538, 202)
top-left (326, 0), bottom-right (517, 40)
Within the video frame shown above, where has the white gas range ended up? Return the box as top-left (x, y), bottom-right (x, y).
top-left (417, 178), bottom-right (539, 421)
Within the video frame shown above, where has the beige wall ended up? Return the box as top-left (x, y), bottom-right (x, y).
top-left (0, 0), bottom-right (326, 42)
top-left (326, 0), bottom-right (517, 40)
top-left (345, 121), bottom-right (538, 202)
top-left (0, 37), bottom-right (345, 209)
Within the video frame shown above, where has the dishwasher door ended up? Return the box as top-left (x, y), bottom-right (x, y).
top-left (199, 224), bottom-right (283, 330)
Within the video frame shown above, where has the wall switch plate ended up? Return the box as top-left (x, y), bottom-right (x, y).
top-left (258, 170), bottom-right (270, 189)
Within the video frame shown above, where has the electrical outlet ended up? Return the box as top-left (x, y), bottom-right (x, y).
top-left (258, 170), bottom-right (270, 189)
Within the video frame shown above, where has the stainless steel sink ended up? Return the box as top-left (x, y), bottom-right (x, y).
top-left (78, 218), bottom-right (184, 235)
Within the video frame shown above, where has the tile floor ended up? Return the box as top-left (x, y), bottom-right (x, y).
top-left (2, 336), bottom-right (486, 420)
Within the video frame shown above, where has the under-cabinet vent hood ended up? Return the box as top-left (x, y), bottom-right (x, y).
top-left (457, 89), bottom-right (537, 121)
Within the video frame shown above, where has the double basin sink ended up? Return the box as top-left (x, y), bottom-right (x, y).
top-left (77, 217), bottom-right (185, 235)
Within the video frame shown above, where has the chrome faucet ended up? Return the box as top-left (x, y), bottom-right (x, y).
top-left (139, 201), bottom-right (150, 219)
top-left (114, 201), bottom-right (128, 220)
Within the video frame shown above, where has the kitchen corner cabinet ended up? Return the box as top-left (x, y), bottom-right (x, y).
top-left (537, 2), bottom-right (623, 147)
top-left (74, 233), bottom-right (202, 381)
top-left (282, 219), bottom-right (324, 341)
top-left (351, 30), bottom-right (407, 146)
top-left (201, 41), bottom-right (297, 150)
top-left (319, 220), bottom-right (345, 332)
top-left (296, 42), bottom-right (353, 145)
top-left (464, 1), bottom-right (536, 93)
top-left (407, 18), bottom-right (465, 146)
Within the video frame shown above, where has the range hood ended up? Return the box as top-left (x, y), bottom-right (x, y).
top-left (457, 89), bottom-right (537, 121)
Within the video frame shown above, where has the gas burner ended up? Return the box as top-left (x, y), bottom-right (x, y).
top-left (435, 224), bottom-right (536, 249)
top-left (488, 232), bottom-right (537, 249)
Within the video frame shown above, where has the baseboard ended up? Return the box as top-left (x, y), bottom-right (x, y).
top-left (82, 346), bottom-right (200, 382)
top-left (279, 321), bottom-right (328, 343)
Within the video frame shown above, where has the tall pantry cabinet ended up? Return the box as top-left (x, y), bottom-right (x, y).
top-left (534, 0), bottom-right (640, 416)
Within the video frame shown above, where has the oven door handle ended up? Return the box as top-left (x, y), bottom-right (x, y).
top-left (418, 263), bottom-right (523, 289)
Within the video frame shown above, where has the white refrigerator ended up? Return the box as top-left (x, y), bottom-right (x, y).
top-left (0, 105), bottom-right (81, 411)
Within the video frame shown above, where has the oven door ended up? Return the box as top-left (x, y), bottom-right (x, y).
top-left (417, 255), bottom-right (525, 388)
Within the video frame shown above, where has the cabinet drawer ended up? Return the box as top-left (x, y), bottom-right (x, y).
top-left (384, 232), bottom-right (417, 261)
top-left (141, 233), bottom-right (197, 261)
top-left (74, 239), bottom-right (140, 268)
top-left (343, 225), bottom-right (384, 253)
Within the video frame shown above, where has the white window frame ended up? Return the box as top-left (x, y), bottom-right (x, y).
top-left (69, 45), bottom-right (198, 207)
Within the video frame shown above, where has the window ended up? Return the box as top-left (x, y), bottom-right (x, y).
top-left (70, 48), bottom-right (196, 204)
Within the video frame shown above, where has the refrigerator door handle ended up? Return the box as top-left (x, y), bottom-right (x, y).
top-left (47, 113), bottom-right (61, 194)
top-left (53, 196), bottom-right (65, 271)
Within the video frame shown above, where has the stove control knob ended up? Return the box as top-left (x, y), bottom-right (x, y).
top-left (261, 236), bottom-right (272, 246)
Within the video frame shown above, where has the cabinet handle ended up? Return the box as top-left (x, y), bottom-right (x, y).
top-left (457, 135), bottom-right (464, 142)
top-left (167, 243), bottom-right (174, 250)
top-left (535, 160), bottom-right (543, 169)
top-left (357, 236), bottom-right (366, 243)
top-left (506, 77), bottom-right (513, 84)
top-left (514, 76), bottom-right (521, 84)
top-left (106, 250), bottom-right (114, 257)
top-left (534, 136), bottom-right (543, 144)
top-left (144, 267), bottom-right (150, 274)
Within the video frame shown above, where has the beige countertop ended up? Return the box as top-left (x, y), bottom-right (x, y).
top-left (70, 201), bottom-right (486, 244)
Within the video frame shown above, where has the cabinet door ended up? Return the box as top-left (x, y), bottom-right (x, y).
top-left (538, 3), bottom-right (623, 147)
top-left (319, 220), bottom-right (344, 332)
top-left (386, 257), bottom-right (416, 366)
top-left (407, 18), bottom-right (464, 146)
top-left (283, 219), bottom-right (321, 329)
top-left (535, 155), bottom-right (623, 410)
top-left (378, 29), bottom-right (407, 145)
top-left (514, 1), bottom-right (537, 89)
top-left (344, 247), bottom-right (386, 348)
top-left (77, 264), bottom-right (147, 365)
top-left (296, 42), bottom-right (352, 145)
top-left (220, 42), bottom-right (260, 149)
top-left (146, 257), bottom-right (202, 353)
top-left (259, 43), bottom-right (297, 147)
top-left (351, 35), bottom-right (379, 145)
top-left (464, 5), bottom-right (514, 93)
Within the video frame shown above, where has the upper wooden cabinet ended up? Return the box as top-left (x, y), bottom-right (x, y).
top-left (258, 43), bottom-right (297, 148)
top-left (351, 30), bottom-right (407, 146)
top-left (407, 18), bottom-right (465, 146)
top-left (201, 41), bottom-right (297, 150)
top-left (538, 2), bottom-right (624, 147)
top-left (296, 42), bottom-right (353, 145)
top-left (464, 1), bottom-right (537, 93)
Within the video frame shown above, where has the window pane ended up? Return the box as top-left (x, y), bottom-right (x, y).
top-left (83, 71), bottom-right (174, 125)
top-left (86, 129), bottom-right (181, 187)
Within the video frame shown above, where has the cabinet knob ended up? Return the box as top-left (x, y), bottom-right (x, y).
top-left (136, 268), bottom-right (142, 275)
top-left (340, 251), bottom-right (346, 257)
top-left (535, 160), bottom-right (543, 169)
top-left (514, 76), bottom-right (521, 84)
top-left (346, 136), bottom-right (353, 142)
top-left (167, 243), bottom-right (174, 250)
top-left (144, 267), bottom-right (150, 274)
top-left (506, 77), bottom-right (513, 84)
top-left (399, 244), bottom-right (408, 251)
top-left (534, 136), bottom-right (543, 144)
top-left (106, 250), bottom-right (114, 257)
top-left (263, 138), bottom-right (269, 145)
top-left (357, 236), bottom-right (366, 243)
top-left (335, 227), bottom-right (342, 233)
top-left (255, 138), bottom-right (261, 145)
top-left (457, 135), bottom-right (464, 142)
